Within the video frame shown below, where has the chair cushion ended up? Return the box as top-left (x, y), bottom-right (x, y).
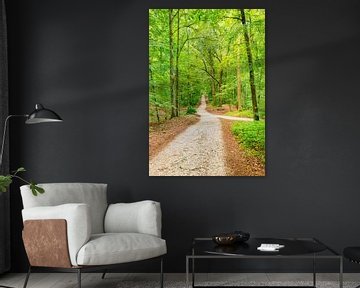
top-left (76, 233), bottom-right (167, 266)
top-left (21, 183), bottom-right (108, 234)
top-left (105, 201), bottom-right (162, 237)
top-left (344, 247), bottom-right (360, 263)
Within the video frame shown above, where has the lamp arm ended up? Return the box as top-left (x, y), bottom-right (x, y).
top-left (0, 114), bottom-right (28, 169)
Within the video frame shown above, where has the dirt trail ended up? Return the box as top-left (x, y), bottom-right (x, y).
top-left (149, 96), bottom-right (225, 176)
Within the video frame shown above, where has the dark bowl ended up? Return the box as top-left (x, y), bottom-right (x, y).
top-left (212, 234), bottom-right (237, 245)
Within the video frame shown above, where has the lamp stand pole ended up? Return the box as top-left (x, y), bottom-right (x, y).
top-left (0, 114), bottom-right (28, 169)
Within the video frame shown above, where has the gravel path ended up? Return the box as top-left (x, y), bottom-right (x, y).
top-left (149, 96), bottom-right (226, 176)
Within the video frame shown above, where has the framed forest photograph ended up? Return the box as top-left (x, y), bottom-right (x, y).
top-left (149, 9), bottom-right (265, 176)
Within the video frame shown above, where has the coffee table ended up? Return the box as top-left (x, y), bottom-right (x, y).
top-left (186, 237), bottom-right (343, 288)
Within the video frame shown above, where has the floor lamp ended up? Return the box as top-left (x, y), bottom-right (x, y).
top-left (0, 104), bottom-right (62, 288)
top-left (0, 104), bottom-right (63, 167)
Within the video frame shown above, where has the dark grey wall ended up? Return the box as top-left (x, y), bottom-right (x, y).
top-left (5, 0), bottom-right (360, 273)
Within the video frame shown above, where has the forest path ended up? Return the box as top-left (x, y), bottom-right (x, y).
top-left (149, 96), bottom-right (226, 176)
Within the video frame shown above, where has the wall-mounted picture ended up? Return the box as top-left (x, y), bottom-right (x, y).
top-left (149, 9), bottom-right (265, 176)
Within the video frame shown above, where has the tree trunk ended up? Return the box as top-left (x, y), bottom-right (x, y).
top-left (169, 9), bottom-right (176, 118)
top-left (175, 9), bottom-right (180, 116)
top-left (240, 9), bottom-right (259, 120)
top-left (187, 38), bottom-right (191, 106)
top-left (236, 38), bottom-right (242, 110)
top-left (208, 51), bottom-right (216, 106)
top-left (149, 61), bottom-right (160, 123)
top-left (236, 63), bottom-right (242, 110)
top-left (211, 69), bottom-right (216, 105)
top-left (218, 69), bottom-right (223, 106)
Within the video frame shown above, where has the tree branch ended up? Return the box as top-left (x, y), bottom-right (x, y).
top-left (224, 16), bottom-right (241, 21)
top-left (213, 51), bottom-right (222, 63)
top-left (199, 61), bottom-right (220, 85)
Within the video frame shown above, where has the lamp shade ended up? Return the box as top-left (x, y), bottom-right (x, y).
top-left (25, 104), bottom-right (63, 124)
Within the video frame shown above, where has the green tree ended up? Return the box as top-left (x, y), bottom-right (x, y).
top-left (149, 9), bottom-right (265, 122)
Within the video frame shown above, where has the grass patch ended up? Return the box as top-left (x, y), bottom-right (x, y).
top-left (231, 120), bottom-right (265, 163)
top-left (226, 110), bottom-right (265, 119)
top-left (226, 110), bottom-right (254, 118)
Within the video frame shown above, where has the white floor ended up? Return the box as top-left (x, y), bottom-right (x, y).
top-left (0, 273), bottom-right (358, 288)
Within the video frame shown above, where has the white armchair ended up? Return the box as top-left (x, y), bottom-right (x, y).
top-left (20, 183), bottom-right (166, 288)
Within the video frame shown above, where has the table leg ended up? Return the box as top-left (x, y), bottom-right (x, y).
top-left (192, 246), bottom-right (195, 288)
top-left (313, 254), bottom-right (316, 287)
top-left (192, 257), bottom-right (195, 288)
top-left (186, 257), bottom-right (189, 288)
top-left (339, 257), bottom-right (343, 288)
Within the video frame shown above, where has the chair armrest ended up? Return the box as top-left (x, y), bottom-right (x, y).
top-left (104, 200), bottom-right (162, 237)
top-left (22, 203), bottom-right (91, 266)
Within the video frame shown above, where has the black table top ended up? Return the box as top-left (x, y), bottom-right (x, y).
top-left (192, 238), bottom-right (337, 257)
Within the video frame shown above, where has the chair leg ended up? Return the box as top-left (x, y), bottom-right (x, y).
top-left (23, 266), bottom-right (31, 288)
top-left (77, 269), bottom-right (81, 288)
top-left (160, 257), bottom-right (164, 288)
top-left (101, 270), bottom-right (107, 279)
